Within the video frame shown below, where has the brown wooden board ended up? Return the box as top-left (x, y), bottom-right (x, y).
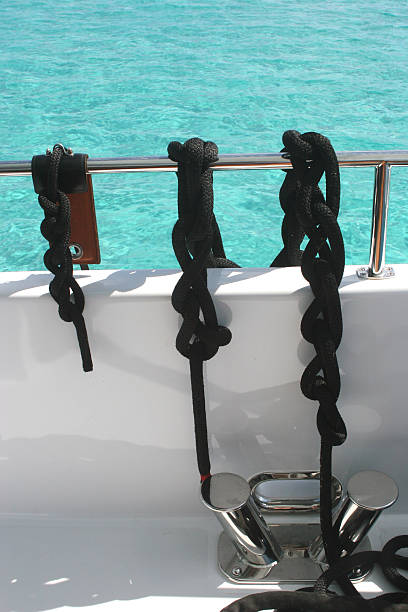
top-left (68, 175), bottom-right (100, 265)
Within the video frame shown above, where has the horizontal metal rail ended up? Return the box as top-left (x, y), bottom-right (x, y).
top-left (0, 150), bottom-right (407, 278)
top-left (0, 151), bottom-right (407, 176)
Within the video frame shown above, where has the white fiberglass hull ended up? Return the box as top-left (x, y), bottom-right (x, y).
top-left (1, 266), bottom-right (407, 610)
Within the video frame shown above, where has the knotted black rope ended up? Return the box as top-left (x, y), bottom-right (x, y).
top-left (169, 137), bottom-right (239, 480)
top-left (37, 144), bottom-right (93, 372)
top-left (281, 131), bottom-right (347, 577)
top-left (224, 131), bottom-right (408, 611)
top-left (222, 547), bottom-right (408, 610)
top-left (271, 153), bottom-right (305, 267)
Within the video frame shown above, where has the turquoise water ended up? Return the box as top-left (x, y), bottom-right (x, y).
top-left (0, 0), bottom-right (407, 270)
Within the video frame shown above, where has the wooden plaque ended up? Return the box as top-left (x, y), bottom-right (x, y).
top-left (68, 175), bottom-right (100, 265)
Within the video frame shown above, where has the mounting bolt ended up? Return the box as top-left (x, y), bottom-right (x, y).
top-left (69, 243), bottom-right (84, 260)
top-left (231, 567), bottom-right (242, 577)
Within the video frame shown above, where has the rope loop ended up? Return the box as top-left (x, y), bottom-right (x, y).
top-left (36, 144), bottom-right (93, 372)
top-left (317, 402), bottom-right (347, 446)
top-left (381, 536), bottom-right (408, 591)
top-left (315, 543), bottom-right (408, 599)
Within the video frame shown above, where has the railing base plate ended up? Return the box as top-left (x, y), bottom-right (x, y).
top-left (218, 523), bottom-right (371, 584)
top-left (356, 266), bottom-right (395, 279)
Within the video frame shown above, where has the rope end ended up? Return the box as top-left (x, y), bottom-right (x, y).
top-left (82, 361), bottom-right (93, 373)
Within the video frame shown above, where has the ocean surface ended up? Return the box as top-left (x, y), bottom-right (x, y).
top-left (0, 0), bottom-right (407, 270)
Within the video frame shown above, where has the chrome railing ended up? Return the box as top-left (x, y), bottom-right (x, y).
top-left (0, 151), bottom-right (407, 278)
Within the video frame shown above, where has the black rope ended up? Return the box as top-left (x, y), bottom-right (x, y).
top-left (381, 536), bottom-right (408, 591)
top-left (278, 132), bottom-right (348, 590)
top-left (271, 152), bottom-right (305, 267)
top-left (220, 584), bottom-right (408, 612)
top-left (169, 137), bottom-right (239, 480)
top-left (37, 144), bottom-right (93, 372)
top-left (224, 131), bottom-right (408, 611)
top-left (222, 548), bottom-right (408, 610)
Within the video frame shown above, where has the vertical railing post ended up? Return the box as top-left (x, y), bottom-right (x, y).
top-left (357, 162), bottom-right (394, 279)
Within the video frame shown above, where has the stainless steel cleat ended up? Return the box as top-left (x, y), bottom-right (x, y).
top-left (309, 470), bottom-right (399, 564)
top-left (201, 472), bottom-right (283, 568)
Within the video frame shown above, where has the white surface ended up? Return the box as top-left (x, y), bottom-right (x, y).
top-left (1, 265), bottom-right (408, 517)
top-left (0, 265), bottom-right (408, 610)
top-left (1, 514), bottom-right (403, 612)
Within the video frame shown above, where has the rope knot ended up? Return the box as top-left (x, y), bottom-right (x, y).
top-left (317, 401), bottom-right (347, 446)
top-left (197, 323), bottom-right (232, 359)
top-left (58, 300), bottom-right (74, 322)
top-left (168, 138), bottom-right (219, 245)
top-left (282, 130), bottom-right (315, 161)
top-left (34, 144), bottom-right (93, 372)
top-left (168, 137), bottom-right (218, 168)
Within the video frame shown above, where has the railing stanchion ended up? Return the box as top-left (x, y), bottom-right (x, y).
top-left (357, 162), bottom-right (394, 279)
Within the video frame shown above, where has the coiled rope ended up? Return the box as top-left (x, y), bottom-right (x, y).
top-left (169, 137), bottom-right (239, 480)
top-left (37, 144), bottom-right (93, 372)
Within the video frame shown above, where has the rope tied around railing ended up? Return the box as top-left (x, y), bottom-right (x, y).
top-left (37, 144), bottom-right (93, 372)
top-left (223, 130), bottom-right (408, 611)
top-left (169, 137), bottom-right (239, 361)
top-left (279, 131), bottom-right (349, 596)
top-left (271, 154), bottom-right (305, 267)
top-left (274, 131), bottom-right (346, 450)
top-left (169, 137), bottom-right (239, 479)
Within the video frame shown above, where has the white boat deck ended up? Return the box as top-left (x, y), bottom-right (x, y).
top-left (2, 514), bottom-right (406, 611)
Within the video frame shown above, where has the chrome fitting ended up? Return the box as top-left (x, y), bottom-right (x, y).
top-left (201, 472), bottom-right (282, 568)
top-left (309, 470), bottom-right (398, 563)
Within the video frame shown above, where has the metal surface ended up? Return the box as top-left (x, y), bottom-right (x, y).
top-left (218, 523), bottom-right (324, 583)
top-left (356, 265), bottom-right (395, 280)
top-left (309, 471), bottom-right (398, 563)
top-left (362, 162), bottom-right (392, 278)
top-left (0, 150), bottom-right (407, 176)
top-left (201, 472), bottom-right (250, 512)
top-left (69, 243), bottom-right (84, 260)
top-left (1, 265), bottom-right (408, 517)
top-left (347, 470), bottom-right (399, 510)
top-left (201, 473), bottom-right (282, 567)
top-left (249, 471), bottom-right (342, 512)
